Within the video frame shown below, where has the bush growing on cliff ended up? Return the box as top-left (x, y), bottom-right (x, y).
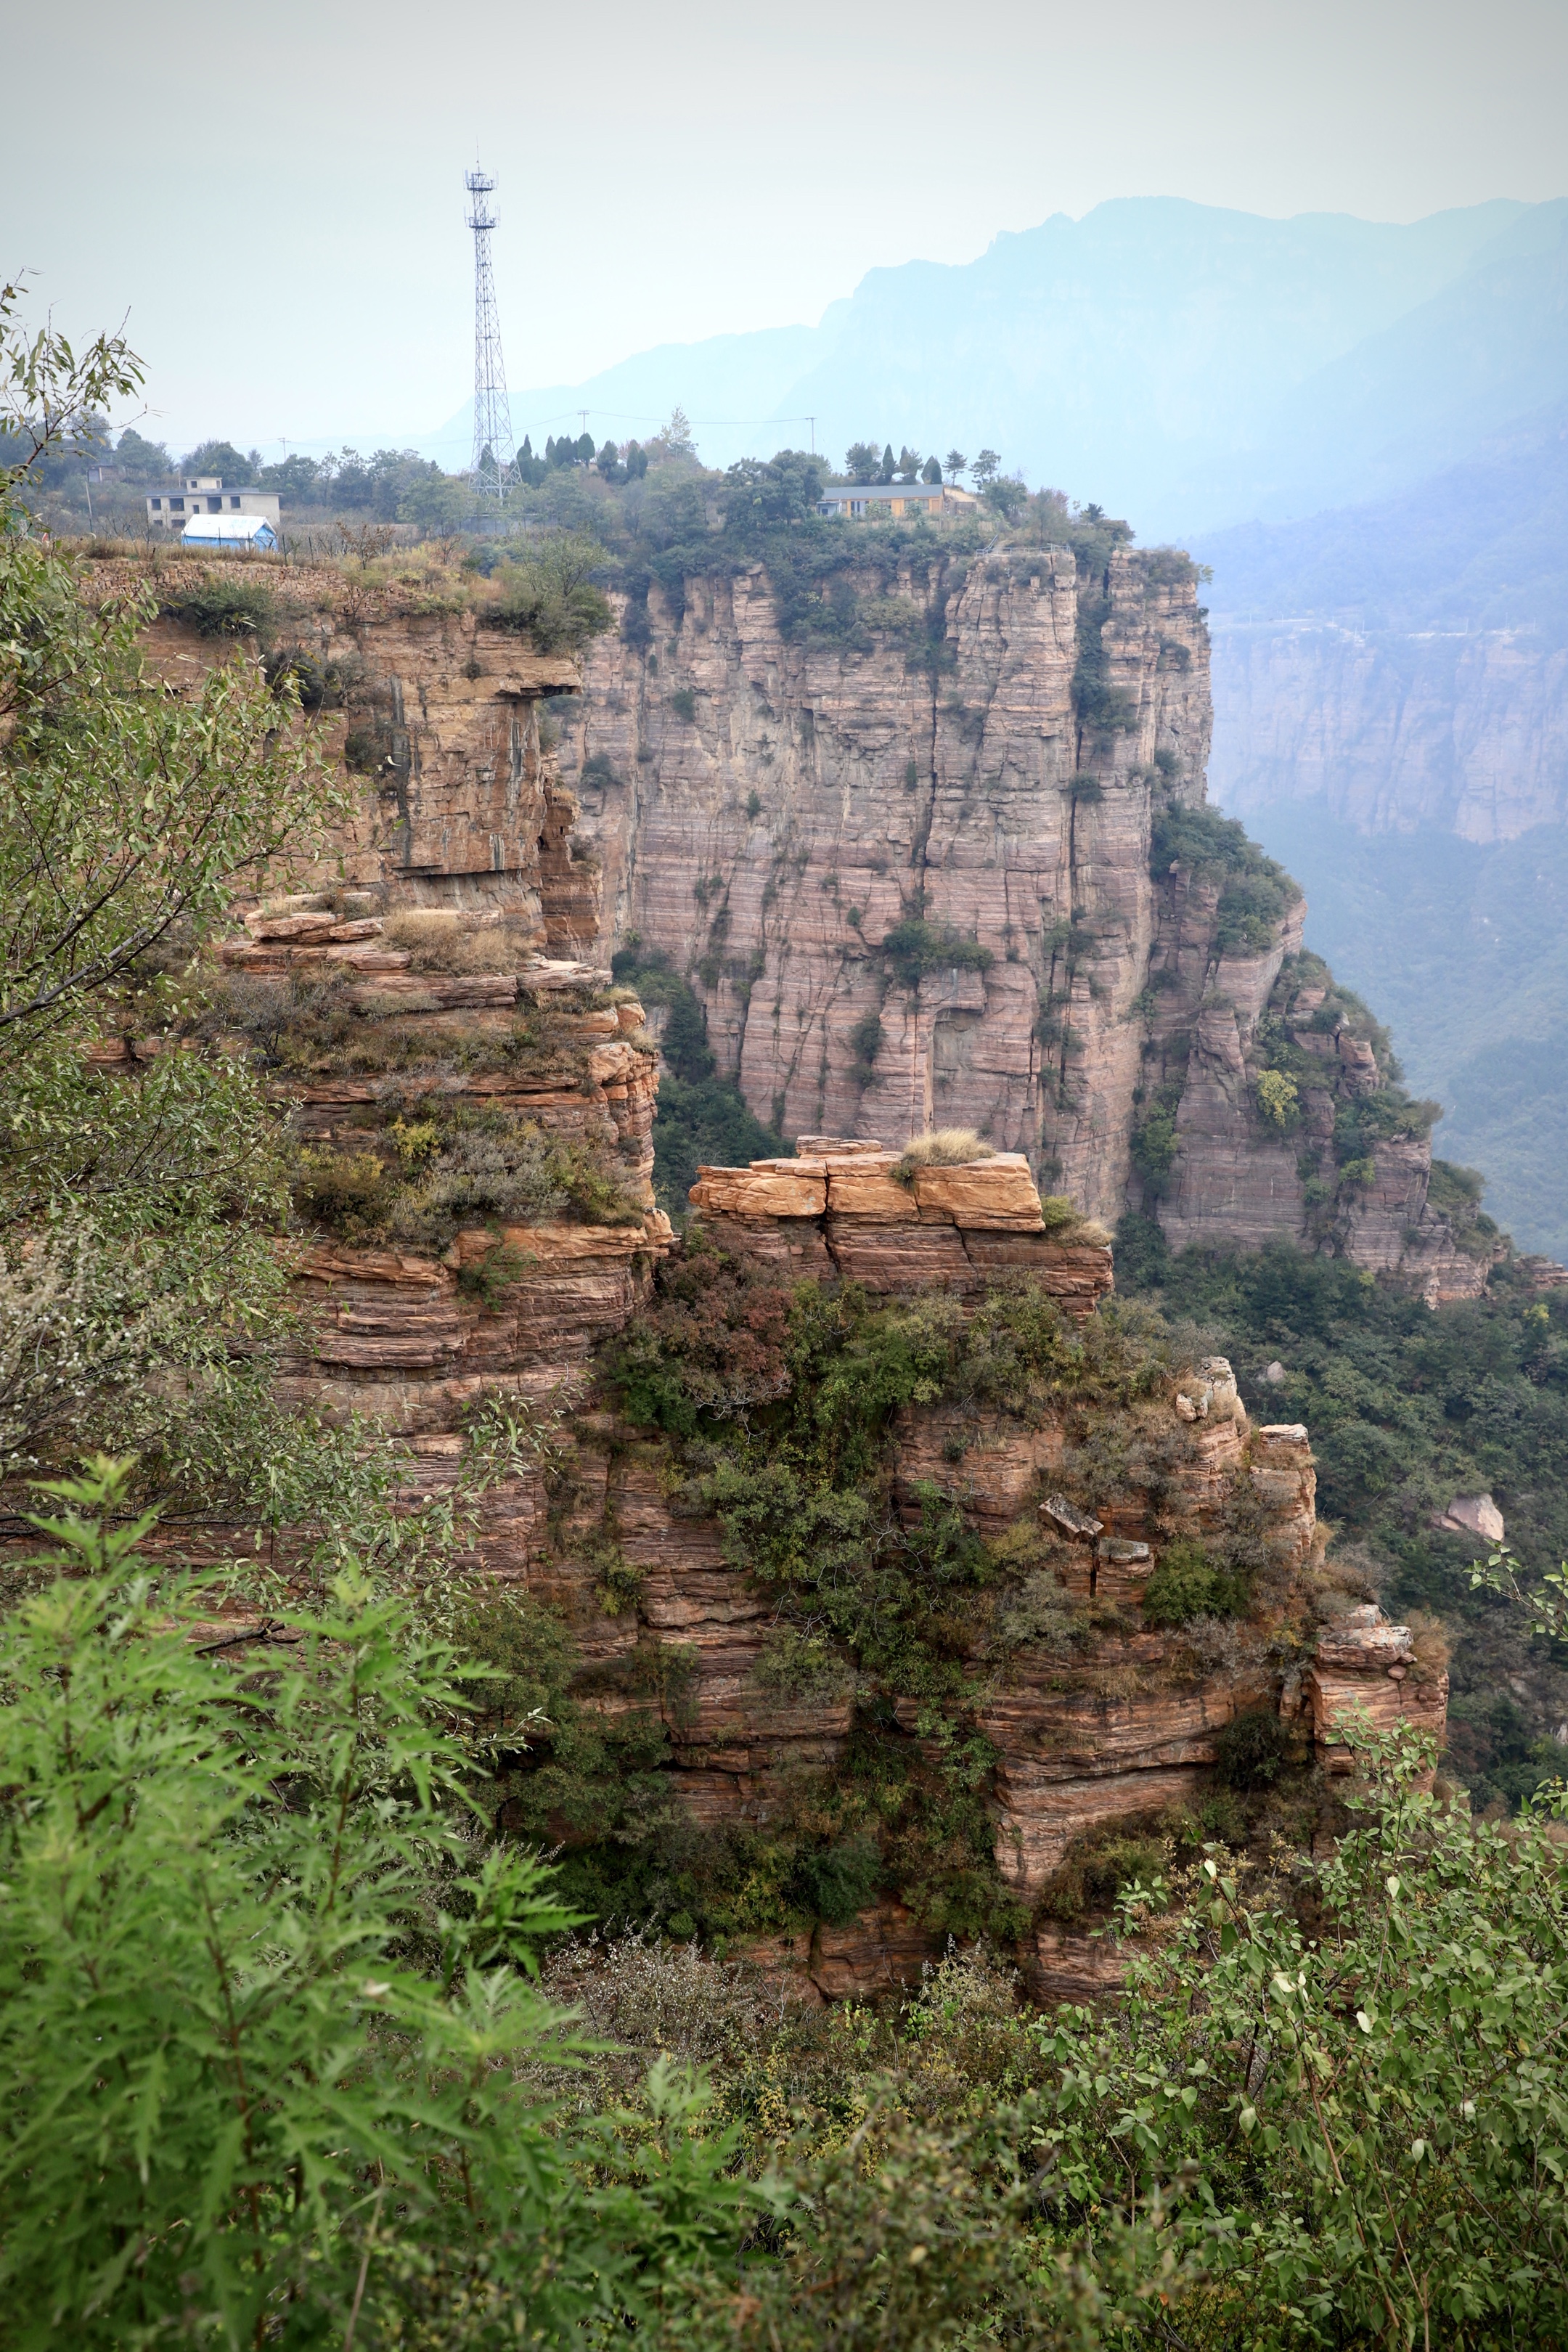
top-left (1141, 1536), bottom-right (1248, 1626)
top-left (878, 916), bottom-right (994, 991)
top-left (483, 531), bottom-right (613, 652)
top-left (293, 1107), bottom-right (645, 1250)
top-left (0, 1465), bottom-right (763, 2348)
top-left (0, 291), bottom-right (383, 1533)
top-left (1119, 1228), bottom-right (1568, 1810)
top-left (1149, 802), bottom-right (1301, 954)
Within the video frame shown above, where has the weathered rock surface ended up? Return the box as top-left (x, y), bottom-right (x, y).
top-left (1300, 1604), bottom-right (1450, 1773)
top-left (559, 542), bottom-right (1484, 1291)
top-left (1212, 620), bottom-right (1568, 846)
top-left (685, 1140), bottom-right (1114, 1315)
top-left (96, 555), bottom-right (1458, 2009)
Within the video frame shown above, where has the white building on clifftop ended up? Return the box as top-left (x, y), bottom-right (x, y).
top-left (146, 475), bottom-right (282, 534)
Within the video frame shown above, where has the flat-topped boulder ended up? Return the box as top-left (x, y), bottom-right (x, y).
top-left (688, 1140), bottom-right (1046, 1231)
top-left (685, 1138), bottom-right (1114, 1317)
top-left (1302, 1602), bottom-right (1448, 1774)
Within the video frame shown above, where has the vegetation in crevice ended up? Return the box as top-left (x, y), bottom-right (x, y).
top-left (1119, 1223), bottom-right (1568, 1810)
top-left (293, 1101), bottom-right (645, 1249)
top-left (609, 942), bottom-right (784, 1213)
top-left (1150, 800), bottom-right (1302, 955)
top-left (523, 1246), bottom-right (1223, 1944)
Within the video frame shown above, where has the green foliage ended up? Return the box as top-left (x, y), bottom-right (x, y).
top-left (1071, 578), bottom-right (1138, 736)
top-left (878, 916), bottom-right (993, 991)
top-left (791, 1833), bottom-right (883, 1924)
top-left (483, 531), bottom-right (613, 653)
top-left (1150, 802), bottom-right (1302, 954)
top-left (1121, 1230), bottom-right (1568, 1806)
top-left (1214, 1704), bottom-right (1290, 1788)
top-left (1025, 1727), bottom-right (1568, 2348)
top-left (159, 572), bottom-right (279, 640)
top-left (294, 1103), bottom-right (645, 1249)
top-left (1, 555), bottom-right (342, 1061)
top-left (1254, 1066), bottom-right (1299, 1128)
top-left (1130, 1089), bottom-right (1181, 1193)
top-left (181, 436), bottom-right (254, 483)
top-left (600, 1259), bottom-right (1199, 1936)
top-left (0, 1463), bottom-right (766, 2347)
top-left (1, 277), bottom-right (142, 510)
top-left (611, 946), bottom-right (784, 1212)
top-left (1141, 1536), bottom-right (1247, 1626)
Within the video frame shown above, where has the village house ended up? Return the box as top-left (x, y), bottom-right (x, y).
top-left (816, 481), bottom-right (980, 520)
top-left (145, 475), bottom-right (282, 533)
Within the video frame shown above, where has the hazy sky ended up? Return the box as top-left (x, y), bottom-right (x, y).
top-left (7, 0), bottom-right (1566, 459)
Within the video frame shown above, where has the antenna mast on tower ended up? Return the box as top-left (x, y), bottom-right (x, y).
top-left (465, 162), bottom-right (515, 502)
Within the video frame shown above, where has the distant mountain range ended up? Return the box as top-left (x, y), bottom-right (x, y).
top-left (417, 191), bottom-right (1568, 1254)
top-left (1199, 391), bottom-right (1568, 1257)
top-left (423, 195), bottom-right (1568, 542)
top-left (1195, 394), bottom-right (1568, 640)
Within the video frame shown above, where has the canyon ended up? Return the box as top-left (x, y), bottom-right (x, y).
top-left (1210, 620), bottom-right (1568, 847)
top-left (80, 535), bottom-right (1465, 2003)
top-left (555, 539), bottom-right (1489, 1297)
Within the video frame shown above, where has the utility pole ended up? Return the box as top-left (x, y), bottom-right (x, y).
top-left (465, 162), bottom-right (516, 503)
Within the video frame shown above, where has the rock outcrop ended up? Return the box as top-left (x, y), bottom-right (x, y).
top-left (1297, 1602), bottom-right (1450, 1773)
top-left (68, 551), bottom-right (1459, 2009)
top-left (558, 539), bottom-right (1482, 1291)
top-left (102, 544), bottom-right (1487, 1294)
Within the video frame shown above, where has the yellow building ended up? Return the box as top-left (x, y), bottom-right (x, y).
top-left (815, 481), bottom-right (979, 520)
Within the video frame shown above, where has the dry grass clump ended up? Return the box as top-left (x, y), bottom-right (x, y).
top-left (383, 907), bottom-right (530, 974)
top-left (896, 1127), bottom-right (993, 1175)
top-left (1040, 1193), bottom-right (1113, 1246)
top-left (1405, 1609), bottom-right (1452, 1678)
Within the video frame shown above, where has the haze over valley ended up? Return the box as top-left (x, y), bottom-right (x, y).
top-left (7, 2), bottom-right (1568, 2335)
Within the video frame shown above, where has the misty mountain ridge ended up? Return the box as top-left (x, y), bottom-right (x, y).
top-left (423, 193), bottom-right (1567, 540)
top-left (1194, 393), bottom-right (1568, 640)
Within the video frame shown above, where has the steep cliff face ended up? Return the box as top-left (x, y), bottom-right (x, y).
top-left (559, 540), bottom-right (1481, 1291)
top-left (564, 544), bottom-right (1209, 1225)
top-left (101, 545), bottom-right (1451, 2007)
top-left (255, 1106), bottom-right (1444, 2006)
top-left (99, 545), bottom-right (1486, 1289)
top-left (1210, 620), bottom-right (1568, 846)
top-left (111, 555), bottom-right (604, 952)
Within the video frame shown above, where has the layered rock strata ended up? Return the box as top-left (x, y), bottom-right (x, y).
top-left (1211, 620), bottom-right (1568, 847)
top-left (1144, 939), bottom-right (1497, 1304)
top-left (559, 541), bottom-right (1481, 1289)
top-left (83, 556), bottom-right (1457, 2005)
top-left (464, 1138), bottom-right (1393, 2004)
top-left (686, 1141), bottom-right (1115, 1314)
top-left (565, 544), bottom-right (1209, 1220)
top-left (1295, 1602), bottom-right (1450, 1770)
top-left (102, 553), bottom-right (600, 948)
top-left (110, 548), bottom-right (1483, 1290)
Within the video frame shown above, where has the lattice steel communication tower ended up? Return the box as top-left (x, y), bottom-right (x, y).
top-left (465, 163), bottom-right (515, 502)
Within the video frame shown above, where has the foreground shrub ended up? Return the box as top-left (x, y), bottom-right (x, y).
top-left (0, 1462), bottom-right (764, 2348)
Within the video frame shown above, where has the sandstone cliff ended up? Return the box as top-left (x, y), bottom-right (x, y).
top-left (102, 540), bottom-right (1487, 1293)
top-left (91, 533), bottom-right (1450, 2006)
top-left (1210, 619), bottom-right (1568, 846)
top-left (557, 538), bottom-right (1483, 1292)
